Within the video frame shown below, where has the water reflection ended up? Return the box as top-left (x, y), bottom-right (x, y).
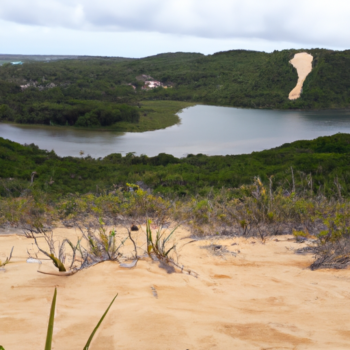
top-left (1, 105), bottom-right (350, 158)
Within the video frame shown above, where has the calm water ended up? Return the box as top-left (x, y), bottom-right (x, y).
top-left (1, 105), bottom-right (350, 158)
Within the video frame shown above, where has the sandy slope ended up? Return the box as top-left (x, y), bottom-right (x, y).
top-left (1, 227), bottom-right (350, 349)
top-left (289, 53), bottom-right (313, 100)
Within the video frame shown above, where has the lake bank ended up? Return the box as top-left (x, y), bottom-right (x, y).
top-left (0, 101), bottom-right (196, 133)
top-left (1, 104), bottom-right (350, 158)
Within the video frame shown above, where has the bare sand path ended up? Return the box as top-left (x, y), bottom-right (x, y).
top-left (289, 53), bottom-right (313, 100)
top-left (1, 227), bottom-right (350, 349)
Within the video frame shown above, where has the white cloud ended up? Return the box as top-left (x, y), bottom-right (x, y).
top-left (0, 0), bottom-right (349, 55)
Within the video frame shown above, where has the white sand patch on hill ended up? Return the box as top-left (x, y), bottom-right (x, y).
top-left (1, 227), bottom-right (350, 349)
top-left (289, 52), bottom-right (313, 100)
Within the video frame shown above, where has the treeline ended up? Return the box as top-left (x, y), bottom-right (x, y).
top-left (0, 59), bottom-right (140, 127)
top-left (1, 133), bottom-right (350, 198)
top-left (0, 99), bottom-right (139, 126)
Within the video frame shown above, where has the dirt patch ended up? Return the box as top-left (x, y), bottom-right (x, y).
top-left (220, 323), bottom-right (312, 346)
top-left (289, 52), bottom-right (313, 100)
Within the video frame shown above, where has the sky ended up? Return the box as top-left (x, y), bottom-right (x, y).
top-left (0, 0), bottom-right (349, 58)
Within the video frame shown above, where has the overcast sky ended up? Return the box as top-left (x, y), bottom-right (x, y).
top-left (0, 0), bottom-right (349, 57)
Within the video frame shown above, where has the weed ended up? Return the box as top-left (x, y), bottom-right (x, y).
top-left (0, 247), bottom-right (13, 267)
top-left (146, 219), bottom-right (178, 261)
top-left (77, 218), bottom-right (127, 267)
top-left (26, 228), bottom-right (83, 274)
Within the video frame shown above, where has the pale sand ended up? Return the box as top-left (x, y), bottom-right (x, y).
top-left (1, 227), bottom-right (350, 349)
top-left (289, 52), bottom-right (313, 100)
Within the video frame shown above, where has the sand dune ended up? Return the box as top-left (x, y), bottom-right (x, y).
top-left (289, 52), bottom-right (313, 100)
top-left (1, 227), bottom-right (350, 349)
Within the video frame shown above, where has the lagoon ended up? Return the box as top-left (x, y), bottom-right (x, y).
top-left (1, 105), bottom-right (350, 158)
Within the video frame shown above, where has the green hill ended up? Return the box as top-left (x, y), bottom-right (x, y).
top-left (0, 48), bottom-right (350, 130)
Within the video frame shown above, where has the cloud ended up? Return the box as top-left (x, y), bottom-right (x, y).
top-left (0, 0), bottom-right (349, 52)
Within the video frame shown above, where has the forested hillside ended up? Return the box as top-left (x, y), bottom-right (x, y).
top-left (0, 49), bottom-right (349, 129)
top-left (1, 133), bottom-right (350, 198)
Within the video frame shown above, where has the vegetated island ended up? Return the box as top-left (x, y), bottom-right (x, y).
top-left (1, 48), bottom-right (350, 132)
top-left (2, 133), bottom-right (350, 348)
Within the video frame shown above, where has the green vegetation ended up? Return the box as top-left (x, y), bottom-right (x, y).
top-left (1, 132), bottom-right (350, 272)
top-left (109, 100), bottom-right (196, 132)
top-left (2, 131), bottom-right (350, 271)
top-left (45, 288), bottom-right (57, 350)
top-left (1, 48), bottom-right (350, 121)
top-left (146, 220), bottom-right (178, 260)
top-left (3, 170), bottom-right (350, 271)
top-left (0, 49), bottom-right (350, 133)
top-left (294, 50), bottom-right (350, 109)
top-left (1, 133), bottom-right (350, 198)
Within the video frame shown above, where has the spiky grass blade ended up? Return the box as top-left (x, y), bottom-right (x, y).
top-left (83, 294), bottom-right (118, 350)
top-left (45, 288), bottom-right (57, 350)
top-left (164, 245), bottom-right (175, 257)
top-left (146, 221), bottom-right (153, 255)
top-left (163, 225), bottom-right (179, 245)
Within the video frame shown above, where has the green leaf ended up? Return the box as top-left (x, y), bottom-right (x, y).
top-left (83, 294), bottom-right (118, 350)
top-left (0, 345), bottom-right (5, 350)
top-left (164, 245), bottom-right (175, 257)
top-left (45, 288), bottom-right (57, 350)
top-left (163, 225), bottom-right (179, 245)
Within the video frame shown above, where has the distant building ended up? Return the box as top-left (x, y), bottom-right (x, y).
top-left (11, 61), bottom-right (23, 65)
top-left (142, 80), bottom-right (164, 89)
top-left (145, 80), bottom-right (162, 88)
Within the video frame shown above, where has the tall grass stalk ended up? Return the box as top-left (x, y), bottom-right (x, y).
top-left (45, 288), bottom-right (57, 350)
top-left (44, 288), bottom-right (117, 349)
top-left (83, 294), bottom-right (118, 350)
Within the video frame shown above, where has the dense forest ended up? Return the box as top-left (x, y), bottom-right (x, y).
top-left (1, 133), bottom-right (349, 198)
top-left (0, 48), bottom-right (350, 129)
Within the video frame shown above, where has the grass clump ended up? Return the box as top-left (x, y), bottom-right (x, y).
top-left (146, 219), bottom-right (177, 260)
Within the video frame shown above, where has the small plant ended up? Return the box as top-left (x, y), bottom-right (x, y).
top-left (78, 218), bottom-right (127, 267)
top-left (146, 219), bottom-right (177, 262)
top-left (310, 214), bottom-right (350, 269)
top-left (293, 229), bottom-right (310, 242)
top-left (145, 220), bottom-right (198, 277)
top-left (311, 238), bottom-right (350, 270)
top-left (0, 247), bottom-right (14, 267)
top-left (26, 228), bottom-right (83, 275)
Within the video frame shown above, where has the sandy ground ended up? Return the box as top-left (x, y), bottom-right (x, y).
top-left (289, 53), bottom-right (313, 100)
top-left (1, 226), bottom-right (350, 350)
